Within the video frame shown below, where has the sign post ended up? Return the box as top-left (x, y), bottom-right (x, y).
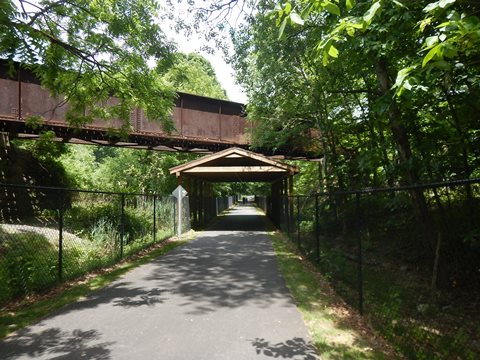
top-left (172, 185), bottom-right (187, 236)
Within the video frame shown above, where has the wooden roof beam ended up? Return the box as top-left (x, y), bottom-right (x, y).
top-left (183, 166), bottom-right (287, 174)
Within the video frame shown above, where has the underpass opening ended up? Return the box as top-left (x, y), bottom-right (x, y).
top-left (169, 147), bottom-right (299, 229)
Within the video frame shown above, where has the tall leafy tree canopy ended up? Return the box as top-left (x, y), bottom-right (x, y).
top-left (230, 0), bottom-right (480, 193)
top-left (57, 52), bottom-right (228, 194)
top-left (157, 52), bottom-right (227, 99)
top-left (0, 0), bottom-right (176, 130)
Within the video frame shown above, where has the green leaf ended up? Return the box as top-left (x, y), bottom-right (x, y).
top-left (439, 0), bottom-right (456, 9)
top-left (328, 44), bottom-right (339, 58)
top-left (424, 35), bottom-right (439, 48)
top-left (346, 0), bottom-right (355, 11)
top-left (403, 79), bottom-right (413, 90)
top-left (422, 44), bottom-right (441, 67)
top-left (322, 50), bottom-right (329, 66)
top-left (349, 21), bottom-right (364, 29)
top-left (424, 0), bottom-right (455, 12)
top-left (284, 2), bottom-right (292, 15)
top-left (325, 2), bottom-right (341, 16)
top-left (394, 66), bottom-right (414, 88)
top-left (363, 1), bottom-right (382, 25)
top-left (290, 12), bottom-right (304, 26)
top-left (424, 2), bottom-right (440, 13)
top-left (278, 16), bottom-right (287, 39)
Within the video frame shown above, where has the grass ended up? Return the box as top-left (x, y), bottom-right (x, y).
top-left (277, 227), bottom-right (479, 359)
top-left (293, 231), bottom-right (479, 360)
top-left (269, 230), bottom-right (399, 360)
top-left (0, 234), bottom-right (193, 340)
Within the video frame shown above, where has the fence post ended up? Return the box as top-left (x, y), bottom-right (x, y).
top-left (296, 196), bottom-right (301, 249)
top-left (153, 195), bottom-right (156, 243)
top-left (58, 191), bottom-right (64, 282)
top-left (178, 196), bottom-right (182, 236)
top-left (315, 194), bottom-right (320, 264)
top-left (120, 193), bottom-right (125, 259)
top-left (356, 193), bottom-right (364, 315)
top-left (173, 197), bottom-right (176, 236)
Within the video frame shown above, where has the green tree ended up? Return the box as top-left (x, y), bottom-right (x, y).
top-left (229, 0), bottom-right (480, 252)
top-left (91, 148), bottom-right (197, 194)
top-left (58, 52), bottom-right (227, 194)
top-left (1, 0), bottom-right (176, 130)
top-left (158, 52), bottom-right (228, 99)
top-left (59, 145), bottom-right (97, 189)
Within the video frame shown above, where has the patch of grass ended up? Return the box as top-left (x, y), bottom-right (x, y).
top-left (0, 235), bottom-right (192, 340)
top-left (297, 233), bottom-right (479, 359)
top-left (270, 231), bottom-right (398, 360)
top-left (0, 232), bottom-right (59, 303)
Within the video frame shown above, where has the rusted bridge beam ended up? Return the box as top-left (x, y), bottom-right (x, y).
top-left (0, 60), bottom-right (320, 159)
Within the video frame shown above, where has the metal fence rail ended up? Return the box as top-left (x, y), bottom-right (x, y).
top-left (258, 178), bottom-right (480, 359)
top-left (0, 183), bottom-right (186, 305)
top-left (0, 182), bottom-right (237, 305)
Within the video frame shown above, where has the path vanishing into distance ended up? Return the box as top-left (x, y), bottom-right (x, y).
top-left (0, 204), bottom-right (319, 360)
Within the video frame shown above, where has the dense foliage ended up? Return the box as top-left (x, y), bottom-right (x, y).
top-left (232, 0), bottom-right (480, 192)
top-left (1, 0), bottom-right (176, 131)
top-left (157, 52), bottom-right (228, 99)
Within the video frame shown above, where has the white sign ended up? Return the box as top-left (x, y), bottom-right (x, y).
top-left (172, 185), bottom-right (187, 236)
top-left (172, 185), bottom-right (187, 200)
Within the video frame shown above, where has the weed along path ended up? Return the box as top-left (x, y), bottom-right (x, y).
top-left (0, 204), bottom-right (319, 360)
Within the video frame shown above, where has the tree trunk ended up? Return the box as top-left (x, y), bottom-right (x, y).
top-left (375, 59), bottom-right (436, 255)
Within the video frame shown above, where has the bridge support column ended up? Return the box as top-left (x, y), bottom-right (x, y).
top-left (190, 178), bottom-right (196, 227)
top-left (270, 179), bottom-right (282, 227)
top-left (195, 178), bottom-right (200, 227)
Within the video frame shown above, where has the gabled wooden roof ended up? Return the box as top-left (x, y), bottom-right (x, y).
top-left (169, 147), bottom-right (299, 183)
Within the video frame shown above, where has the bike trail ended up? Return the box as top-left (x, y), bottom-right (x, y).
top-left (0, 204), bottom-right (318, 360)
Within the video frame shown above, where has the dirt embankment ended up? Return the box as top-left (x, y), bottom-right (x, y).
top-left (0, 139), bottom-right (70, 221)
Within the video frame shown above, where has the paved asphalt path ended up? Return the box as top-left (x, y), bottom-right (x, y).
top-left (0, 204), bottom-right (319, 360)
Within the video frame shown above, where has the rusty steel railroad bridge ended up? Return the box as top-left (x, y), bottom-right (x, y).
top-left (0, 61), bottom-right (316, 159)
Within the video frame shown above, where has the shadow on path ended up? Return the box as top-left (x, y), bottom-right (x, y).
top-left (1, 327), bottom-right (114, 360)
top-left (0, 204), bottom-right (319, 359)
top-left (251, 337), bottom-right (318, 360)
top-left (143, 205), bottom-right (290, 314)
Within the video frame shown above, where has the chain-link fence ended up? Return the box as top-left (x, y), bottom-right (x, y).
top-left (0, 183), bottom-right (186, 306)
top-left (260, 178), bottom-right (480, 360)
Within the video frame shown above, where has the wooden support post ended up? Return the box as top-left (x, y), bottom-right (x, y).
top-left (196, 178), bottom-right (201, 226)
top-left (271, 180), bottom-right (281, 227)
top-left (208, 182), bottom-right (213, 219)
top-left (192, 178), bottom-right (197, 227)
top-left (289, 175), bottom-right (294, 233)
top-left (200, 180), bottom-right (204, 225)
top-left (185, 176), bottom-right (190, 194)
